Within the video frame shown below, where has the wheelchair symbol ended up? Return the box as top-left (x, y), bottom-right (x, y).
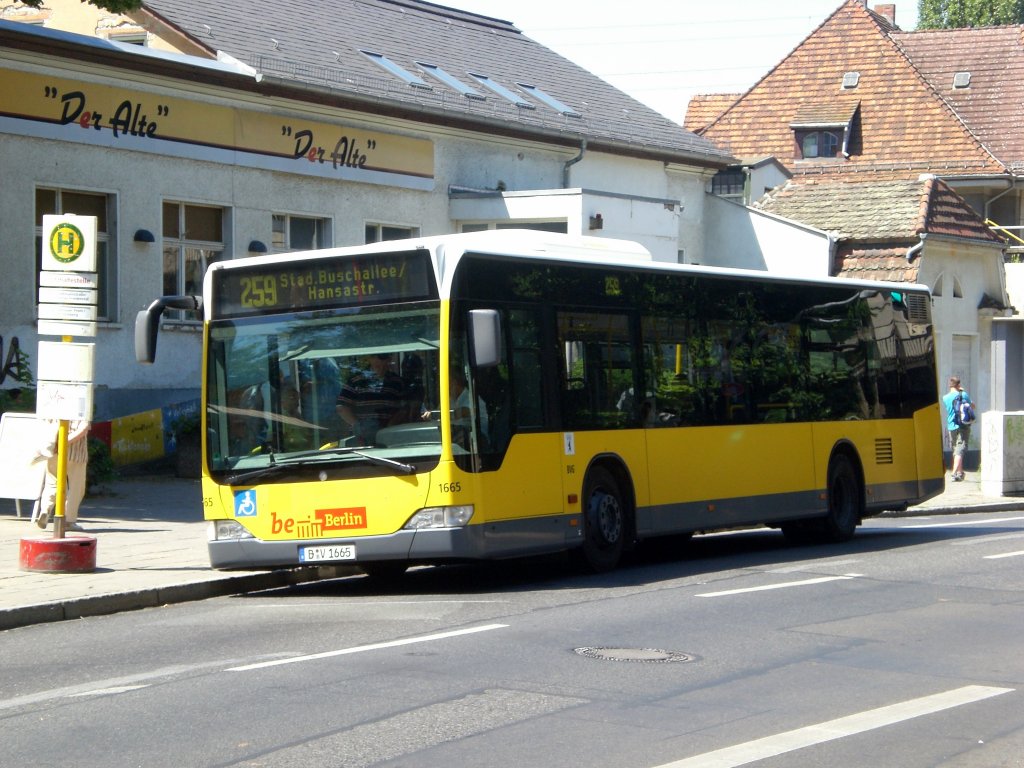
top-left (234, 489), bottom-right (257, 517)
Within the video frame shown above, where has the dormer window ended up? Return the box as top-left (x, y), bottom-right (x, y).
top-left (790, 101), bottom-right (859, 160)
top-left (800, 130), bottom-right (841, 158)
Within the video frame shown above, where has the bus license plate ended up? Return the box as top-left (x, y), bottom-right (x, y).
top-left (299, 544), bottom-right (356, 563)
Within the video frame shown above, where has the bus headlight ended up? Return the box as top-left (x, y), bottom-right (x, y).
top-left (210, 520), bottom-right (256, 541)
top-left (403, 505), bottom-right (474, 529)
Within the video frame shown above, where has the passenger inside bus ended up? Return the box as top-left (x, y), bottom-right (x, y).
top-left (450, 367), bottom-right (488, 450)
top-left (336, 353), bottom-right (407, 445)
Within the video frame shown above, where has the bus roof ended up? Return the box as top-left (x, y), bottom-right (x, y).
top-left (204, 229), bottom-right (931, 306)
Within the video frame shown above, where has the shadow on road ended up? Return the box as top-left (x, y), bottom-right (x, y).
top-left (235, 515), bottom-right (1022, 601)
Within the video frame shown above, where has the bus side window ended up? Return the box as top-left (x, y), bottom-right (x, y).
top-left (557, 310), bottom-right (634, 429)
top-left (509, 309), bottom-right (545, 430)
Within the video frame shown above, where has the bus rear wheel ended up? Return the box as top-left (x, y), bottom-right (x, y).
top-left (580, 466), bottom-right (627, 572)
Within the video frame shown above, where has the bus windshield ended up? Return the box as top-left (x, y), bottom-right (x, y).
top-left (205, 300), bottom-right (441, 478)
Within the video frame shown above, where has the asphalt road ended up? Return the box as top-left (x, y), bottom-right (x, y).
top-left (2, 511), bottom-right (1023, 768)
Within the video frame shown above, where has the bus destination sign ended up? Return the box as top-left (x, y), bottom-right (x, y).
top-left (213, 250), bottom-right (436, 318)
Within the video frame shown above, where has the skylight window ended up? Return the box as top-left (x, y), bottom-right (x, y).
top-left (517, 83), bottom-right (581, 117)
top-left (468, 73), bottom-right (534, 109)
top-left (361, 50), bottom-right (431, 90)
top-left (417, 62), bottom-right (485, 100)
top-left (953, 71), bottom-right (971, 88)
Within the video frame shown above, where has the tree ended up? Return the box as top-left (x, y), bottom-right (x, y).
top-left (17, 0), bottom-right (142, 12)
top-left (918, 0), bottom-right (1024, 28)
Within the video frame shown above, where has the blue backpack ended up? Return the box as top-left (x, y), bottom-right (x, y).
top-left (953, 392), bottom-right (975, 426)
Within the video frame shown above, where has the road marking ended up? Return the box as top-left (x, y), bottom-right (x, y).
top-left (984, 550), bottom-right (1024, 559)
top-left (695, 574), bottom-right (862, 598)
top-left (70, 685), bottom-right (149, 697)
top-left (654, 685), bottom-right (1013, 768)
top-left (0, 660), bottom-right (235, 712)
top-left (245, 600), bottom-right (508, 608)
top-left (226, 623), bottom-right (509, 671)
top-left (903, 516), bottom-right (1024, 529)
top-left (767, 559), bottom-right (861, 574)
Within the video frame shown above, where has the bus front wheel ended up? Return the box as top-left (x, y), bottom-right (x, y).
top-left (580, 466), bottom-right (627, 572)
top-left (821, 453), bottom-right (861, 542)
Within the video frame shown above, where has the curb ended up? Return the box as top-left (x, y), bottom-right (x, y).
top-left (880, 501), bottom-right (1024, 518)
top-left (0, 564), bottom-right (359, 632)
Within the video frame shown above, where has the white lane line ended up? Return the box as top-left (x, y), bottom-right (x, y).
top-left (245, 600), bottom-right (508, 608)
top-left (767, 559), bottom-right (861, 574)
top-left (70, 685), bottom-right (150, 697)
top-left (984, 550), bottom-right (1024, 559)
top-left (0, 660), bottom-right (238, 712)
top-left (695, 574), bottom-right (862, 598)
top-left (903, 516), bottom-right (1024, 529)
top-left (227, 623), bottom-right (509, 671)
top-left (655, 685), bottom-right (1013, 768)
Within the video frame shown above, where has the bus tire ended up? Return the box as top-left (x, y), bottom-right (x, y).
top-left (580, 466), bottom-right (627, 572)
top-left (820, 452), bottom-right (862, 542)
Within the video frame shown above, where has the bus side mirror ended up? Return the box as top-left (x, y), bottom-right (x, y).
top-left (468, 309), bottom-right (501, 368)
top-left (135, 295), bottom-right (203, 364)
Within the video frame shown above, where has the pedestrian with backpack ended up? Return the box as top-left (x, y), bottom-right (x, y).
top-left (942, 376), bottom-right (974, 482)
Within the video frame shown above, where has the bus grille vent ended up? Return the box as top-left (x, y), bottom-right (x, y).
top-left (875, 438), bottom-right (894, 464)
top-left (906, 294), bottom-right (930, 323)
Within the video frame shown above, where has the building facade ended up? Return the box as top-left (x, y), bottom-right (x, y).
top-left (0, 0), bottom-right (732, 420)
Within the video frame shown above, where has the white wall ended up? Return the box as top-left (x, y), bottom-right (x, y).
top-left (916, 239), bottom-right (1010, 453)
top-left (700, 194), bottom-right (832, 275)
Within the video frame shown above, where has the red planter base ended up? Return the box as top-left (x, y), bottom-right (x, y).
top-left (19, 535), bottom-right (97, 573)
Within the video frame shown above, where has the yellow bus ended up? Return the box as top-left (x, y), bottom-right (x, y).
top-left (136, 230), bottom-right (944, 575)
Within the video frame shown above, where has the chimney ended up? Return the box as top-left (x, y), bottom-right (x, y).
top-left (874, 4), bottom-right (896, 25)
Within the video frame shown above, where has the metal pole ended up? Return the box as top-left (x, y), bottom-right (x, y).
top-left (53, 418), bottom-right (69, 539)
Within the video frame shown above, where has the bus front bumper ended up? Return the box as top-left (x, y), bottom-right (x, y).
top-left (207, 526), bottom-right (489, 570)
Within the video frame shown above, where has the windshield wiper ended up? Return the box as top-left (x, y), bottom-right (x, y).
top-left (224, 446), bottom-right (415, 485)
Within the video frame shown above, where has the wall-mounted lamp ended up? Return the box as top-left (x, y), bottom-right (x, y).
top-left (248, 239), bottom-right (268, 253)
top-left (588, 213), bottom-right (603, 230)
top-left (133, 228), bottom-right (155, 243)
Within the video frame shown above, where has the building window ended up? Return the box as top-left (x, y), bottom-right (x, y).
top-left (272, 214), bottom-right (328, 252)
top-left (417, 62), bottom-right (485, 100)
top-left (365, 223), bottom-right (418, 243)
top-left (798, 130), bottom-right (841, 159)
top-left (468, 73), bottom-right (535, 109)
top-left (496, 221), bottom-right (567, 233)
top-left (516, 83), bottom-right (580, 117)
top-left (163, 201), bottom-right (226, 319)
top-left (361, 50), bottom-right (431, 89)
top-left (35, 187), bottom-right (116, 320)
top-left (460, 221), bottom-right (568, 234)
top-left (710, 169), bottom-right (746, 199)
top-left (109, 32), bottom-right (148, 46)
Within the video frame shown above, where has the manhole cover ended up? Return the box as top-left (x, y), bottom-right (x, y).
top-left (573, 647), bottom-right (694, 664)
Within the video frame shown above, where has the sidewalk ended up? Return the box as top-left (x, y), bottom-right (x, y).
top-left (0, 475), bottom-right (355, 631)
top-left (1, 471), bottom-right (1021, 631)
